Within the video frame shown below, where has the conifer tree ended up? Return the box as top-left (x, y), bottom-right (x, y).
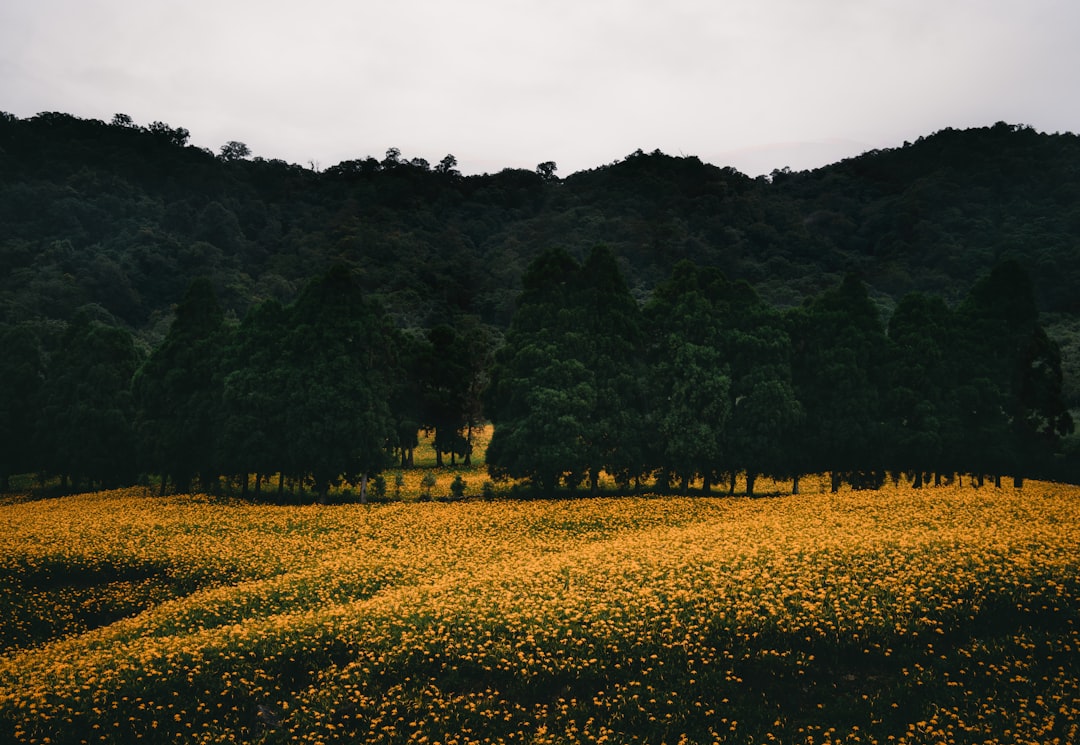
top-left (789, 274), bottom-right (888, 491)
top-left (133, 278), bottom-right (230, 494)
top-left (37, 313), bottom-right (142, 489)
top-left (282, 266), bottom-right (396, 503)
top-left (0, 324), bottom-right (43, 491)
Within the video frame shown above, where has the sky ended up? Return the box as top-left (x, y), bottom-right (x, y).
top-left (2, 0), bottom-right (1079, 177)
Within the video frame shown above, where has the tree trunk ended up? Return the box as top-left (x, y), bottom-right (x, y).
top-left (746, 472), bottom-right (757, 498)
top-left (254, 472), bottom-right (262, 497)
top-left (792, 475), bottom-right (800, 495)
top-left (702, 472), bottom-right (712, 495)
top-left (729, 472), bottom-right (737, 495)
top-left (1012, 475), bottom-right (1023, 489)
top-left (830, 471), bottom-right (842, 493)
top-left (993, 474), bottom-right (1002, 488)
top-left (360, 473), bottom-right (368, 504)
top-left (240, 473), bottom-right (249, 499)
top-left (912, 471), bottom-right (923, 489)
top-left (317, 481), bottom-right (328, 505)
top-left (277, 472), bottom-right (286, 501)
top-left (463, 423), bottom-right (473, 466)
top-left (159, 475), bottom-right (168, 497)
top-left (590, 467), bottom-right (599, 498)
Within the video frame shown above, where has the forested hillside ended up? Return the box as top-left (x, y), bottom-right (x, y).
top-left (4, 113), bottom-right (1080, 335)
top-left (2, 111), bottom-right (1080, 492)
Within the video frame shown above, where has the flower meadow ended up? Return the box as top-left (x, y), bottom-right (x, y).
top-left (1, 480), bottom-right (1079, 744)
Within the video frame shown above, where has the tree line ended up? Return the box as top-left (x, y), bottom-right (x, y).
top-left (485, 246), bottom-right (1073, 496)
top-left (0, 266), bottom-right (494, 501)
top-left (1, 248), bottom-right (1072, 499)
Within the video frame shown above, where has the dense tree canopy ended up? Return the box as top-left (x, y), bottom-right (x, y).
top-left (1, 111), bottom-right (1079, 496)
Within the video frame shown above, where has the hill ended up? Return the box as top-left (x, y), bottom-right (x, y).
top-left (3, 112), bottom-right (1080, 415)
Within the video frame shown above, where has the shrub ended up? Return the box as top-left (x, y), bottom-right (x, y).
top-left (419, 471), bottom-right (437, 501)
top-left (450, 474), bottom-right (467, 500)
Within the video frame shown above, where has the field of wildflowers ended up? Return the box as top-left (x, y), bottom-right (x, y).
top-left (1, 475), bottom-right (1078, 744)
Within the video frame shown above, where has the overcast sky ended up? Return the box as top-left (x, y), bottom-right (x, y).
top-left (2, 0), bottom-right (1078, 177)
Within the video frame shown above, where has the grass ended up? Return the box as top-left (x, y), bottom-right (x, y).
top-left (1, 467), bottom-right (1079, 744)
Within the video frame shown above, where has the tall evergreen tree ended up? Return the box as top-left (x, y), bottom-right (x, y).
top-left (133, 278), bottom-right (230, 494)
top-left (883, 293), bottom-right (958, 486)
top-left (0, 324), bottom-right (43, 491)
top-left (573, 245), bottom-right (648, 495)
top-left (485, 248), bottom-right (592, 496)
top-left (36, 314), bottom-right (142, 489)
top-left (957, 261), bottom-right (1073, 484)
top-left (283, 266), bottom-right (397, 503)
top-left (220, 299), bottom-right (291, 498)
top-left (790, 274), bottom-right (888, 491)
top-left (712, 277), bottom-right (802, 496)
top-left (417, 324), bottom-right (472, 467)
top-left (644, 263), bottom-right (731, 493)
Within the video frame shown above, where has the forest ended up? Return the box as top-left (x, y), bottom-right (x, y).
top-left (1, 111), bottom-right (1079, 495)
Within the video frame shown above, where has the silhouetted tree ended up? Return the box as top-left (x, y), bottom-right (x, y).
top-left (36, 313), bottom-right (142, 489)
top-left (133, 278), bottom-right (230, 493)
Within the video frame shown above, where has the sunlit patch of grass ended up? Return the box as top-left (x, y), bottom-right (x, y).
top-left (2, 480), bottom-right (1079, 743)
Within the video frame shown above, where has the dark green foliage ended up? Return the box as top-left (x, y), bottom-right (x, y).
top-left (220, 299), bottom-right (291, 497)
top-left (882, 293), bottom-right (959, 483)
top-left (0, 324), bottom-right (43, 490)
top-left (280, 266), bottom-right (397, 502)
top-left (36, 313), bottom-right (142, 489)
top-left (789, 274), bottom-right (890, 490)
top-left (415, 323), bottom-right (485, 467)
top-left (485, 246), bottom-right (646, 496)
top-left (133, 278), bottom-right (230, 493)
top-left (644, 264), bottom-right (732, 492)
top-left (3, 110), bottom-right (1080, 493)
top-left (956, 261), bottom-right (1074, 481)
top-left (5, 112), bottom-right (1080, 342)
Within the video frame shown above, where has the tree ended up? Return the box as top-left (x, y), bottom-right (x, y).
top-left (485, 344), bottom-right (594, 497)
top-left (414, 317), bottom-right (497, 467)
top-left (36, 315), bottom-right (142, 489)
top-left (883, 293), bottom-right (958, 485)
top-left (0, 324), bottom-right (43, 491)
top-left (145, 121), bottom-right (190, 147)
top-left (790, 274), bottom-right (888, 491)
top-left (536, 161), bottom-right (558, 181)
top-left (574, 245), bottom-right (648, 494)
top-left (282, 266), bottom-right (396, 503)
top-left (957, 261), bottom-right (1073, 485)
top-left (219, 141), bottom-right (251, 161)
top-left (133, 278), bottom-right (230, 494)
top-left (485, 248), bottom-right (592, 495)
top-left (219, 299), bottom-right (291, 499)
top-left (486, 246), bottom-right (646, 495)
top-left (645, 263), bottom-right (730, 493)
top-left (417, 324), bottom-right (472, 467)
top-left (709, 275), bottom-right (802, 496)
top-left (654, 339), bottom-right (730, 494)
top-left (435, 154), bottom-right (460, 176)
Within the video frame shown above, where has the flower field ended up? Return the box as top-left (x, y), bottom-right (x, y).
top-left (1, 479), bottom-right (1079, 744)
